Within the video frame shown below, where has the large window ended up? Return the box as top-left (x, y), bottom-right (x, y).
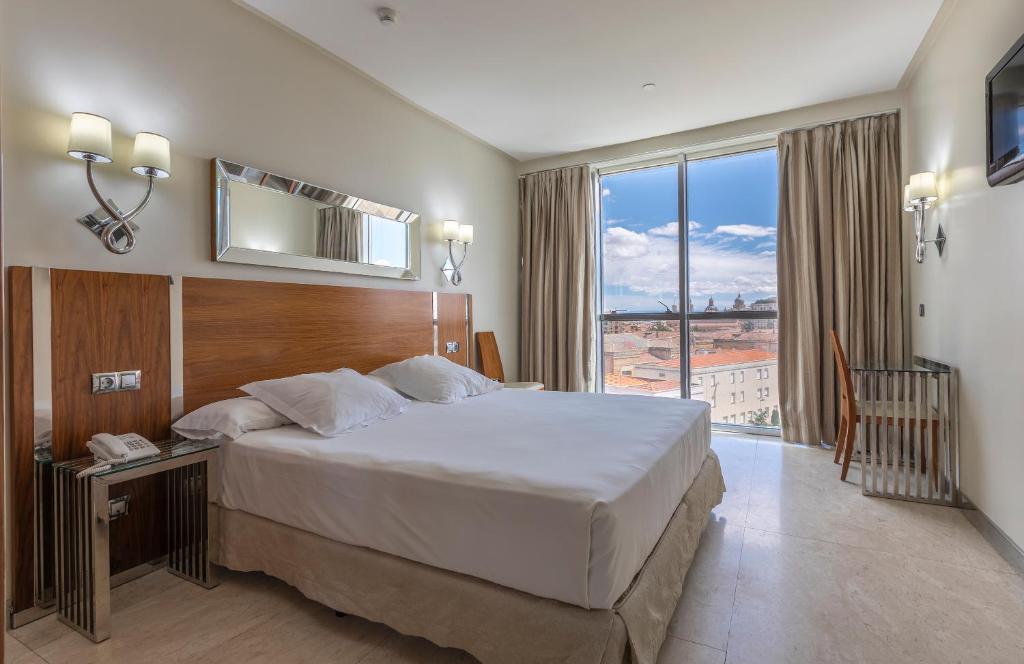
top-left (598, 148), bottom-right (780, 430)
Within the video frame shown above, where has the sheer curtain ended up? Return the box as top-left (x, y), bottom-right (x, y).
top-left (317, 206), bottom-right (363, 262)
top-left (777, 112), bottom-right (905, 444)
top-left (519, 165), bottom-right (596, 392)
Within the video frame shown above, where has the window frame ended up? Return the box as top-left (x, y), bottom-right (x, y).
top-left (595, 144), bottom-right (781, 436)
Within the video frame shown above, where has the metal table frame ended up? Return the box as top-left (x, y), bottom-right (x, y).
top-left (851, 357), bottom-right (960, 507)
top-left (52, 441), bottom-right (219, 642)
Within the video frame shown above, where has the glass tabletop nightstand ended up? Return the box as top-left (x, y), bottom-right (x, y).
top-left (52, 439), bottom-right (220, 642)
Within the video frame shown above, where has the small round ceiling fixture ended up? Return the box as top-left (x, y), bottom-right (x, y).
top-left (641, 83), bottom-right (656, 92)
top-left (377, 7), bottom-right (397, 25)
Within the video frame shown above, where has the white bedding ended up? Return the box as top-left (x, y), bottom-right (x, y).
top-left (218, 389), bottom-right (711, 609)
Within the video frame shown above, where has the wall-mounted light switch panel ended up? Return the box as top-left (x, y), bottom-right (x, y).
top-left (445, 341), bottom-right (460, 354)
top-left (91, 370), bottom-right (142, 394)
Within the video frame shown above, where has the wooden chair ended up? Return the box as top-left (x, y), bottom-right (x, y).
top-left (831, 331), bottom-right (939, 483)
top-left (475, 331), bottom-right (543, 390)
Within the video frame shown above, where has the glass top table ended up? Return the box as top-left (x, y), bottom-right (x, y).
top-left (849, 355), bottom-right (952, 374)
top-left (51, 437), bottom-right (219, 642)
top-left (52, 438), bottom-right (218, 478)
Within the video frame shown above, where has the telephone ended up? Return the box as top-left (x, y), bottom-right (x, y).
top-left (88, 433), bottom-right (160, 463)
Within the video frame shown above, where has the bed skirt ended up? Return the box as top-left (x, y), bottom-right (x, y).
top-left (214, 450), bottom-right (725, 664)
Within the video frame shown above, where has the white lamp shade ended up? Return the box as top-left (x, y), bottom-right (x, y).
top-left (458, 224), bottom-right (474, 244)
top-left (67, 112), bottom-right (113, 163)
top-left (131, 132), bottom-right (171, 178)
top-left (902, 185), bottom-right (916, 212)
top-left (442, 219), bottom-right (461, 241)
top-left (908, 171), bottom-right (937, 203)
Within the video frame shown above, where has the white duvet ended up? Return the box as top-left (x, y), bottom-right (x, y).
top-left (218, 388), bottom-right (711, 609)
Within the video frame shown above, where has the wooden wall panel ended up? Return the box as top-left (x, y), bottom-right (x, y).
top-left (437, 293), bottom-right (470, 367)
top-left (7, 266), bottom-right (35, 610)
top-left (50, 269), bottom-right (171, 572)
top-left (50, 270), bottom-right (172, 454)
top-left (183, 278), bottom-right (434, 412)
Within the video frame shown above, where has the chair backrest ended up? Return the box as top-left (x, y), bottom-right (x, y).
top-left (829, 330), bottom-right (856, 419)
top-left (475, 331), bottom-right (504, 382)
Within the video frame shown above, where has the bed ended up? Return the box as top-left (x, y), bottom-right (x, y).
top-left (212, 389), bottom-right (721, 663)
top-left (181, 276), bottom-right (724, 664)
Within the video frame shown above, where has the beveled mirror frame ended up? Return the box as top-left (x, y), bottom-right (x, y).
top-left (211, 158), bottom-right (421, 280)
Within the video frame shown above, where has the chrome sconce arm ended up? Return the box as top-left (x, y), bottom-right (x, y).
top-left (67, 113), bottom-right (171, 255)
top-left (440, 220), bottom-right (474, 285)
top-left (441, 239), bottom-right (469, 286)
top-left (84, 160), bottom-right (155, 254)
top-left (911, 204), bottom-right (946, 264)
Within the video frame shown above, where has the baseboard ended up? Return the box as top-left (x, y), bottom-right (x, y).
top-left (960, 493), bottom-right (1024, 576)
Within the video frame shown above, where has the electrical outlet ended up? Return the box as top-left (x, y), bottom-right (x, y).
top-left (91, 372), bottom-right (119, 394)
top-left (92, 370), bottom-right (142, 394)
top-left (445, 341), bottom-right (460, 353)
top-left (108, 495), bottom-right (131, 520)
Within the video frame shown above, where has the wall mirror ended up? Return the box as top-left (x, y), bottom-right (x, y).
top-left (212, 158), bottom-right (420, 279)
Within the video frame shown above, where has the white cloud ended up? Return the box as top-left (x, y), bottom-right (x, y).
top-left (688, 221), bottom-right (702, 231)
top-left (603, 226), bottom-right (650, 258)
top-left (604, 218), bottom-right (626, 226)
top-left (601, 187), bottom-right (611, 197)
top-left (714, 224), bottom-right (776, 238)
top-left (603, 225), bottom-right (777, 306)
top-left (649, 222), bottom-right (678, 237)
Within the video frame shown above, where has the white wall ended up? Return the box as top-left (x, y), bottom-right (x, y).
top-left (904, 0), bottom-right (1024, 548)
top-left (517, 90), bottom-right (905, 174)
top-left (0, 0), bottom-right (519, 373)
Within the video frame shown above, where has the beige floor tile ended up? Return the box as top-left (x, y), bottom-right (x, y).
top-left (656, 635), bottom-right (725, 664)
top-left (709, 436), bottom-right (757, 526)
top-left (5, 633), bottom-right (49, 664)
top-left (726, 528), bottom-right (1024, 664)
top-left (667, 520), bottom-right (743, 650)
top-left (744, 440), bottom-right (1016, 574)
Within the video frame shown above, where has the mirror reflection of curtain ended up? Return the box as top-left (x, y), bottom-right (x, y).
top-left (317, 206), bottom-right (363, 261)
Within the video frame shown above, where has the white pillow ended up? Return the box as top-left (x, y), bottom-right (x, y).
top-left (371, 355), bottom-right (501, 404)
top-left (172, 396), bottom-right (291, 440)
top-left (241, 368), bottom-right (408, 436)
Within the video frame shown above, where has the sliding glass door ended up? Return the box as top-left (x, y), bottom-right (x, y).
top-left (598, 148), bottom-right (780, 431)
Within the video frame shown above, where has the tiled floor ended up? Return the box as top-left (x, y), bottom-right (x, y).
top-left (8, 434), bottom-right (1024, 663)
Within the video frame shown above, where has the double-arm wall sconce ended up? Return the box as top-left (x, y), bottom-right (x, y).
top-left (67, 112), bottom-right (171, 254)
top-left (904, 171), bottom-right (945, 264)
top-left (440, 219), bottom-right (474, 285)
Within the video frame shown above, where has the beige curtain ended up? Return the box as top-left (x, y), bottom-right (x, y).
top-left (519, 165), bottom-right (595, 392)
top-left (317, 206), bottom-right (363, 262)
top-left (777, 113), bottom-right (905, 445)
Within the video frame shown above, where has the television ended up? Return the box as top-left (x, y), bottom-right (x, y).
top-left (987, 32), bottom-right (1024, 186)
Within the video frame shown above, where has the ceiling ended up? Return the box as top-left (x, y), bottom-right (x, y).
top-left (241, 0), bottom-right (944, 161)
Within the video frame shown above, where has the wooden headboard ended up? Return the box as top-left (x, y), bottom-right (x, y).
top-left (182, 277), bottom-right (471, 412)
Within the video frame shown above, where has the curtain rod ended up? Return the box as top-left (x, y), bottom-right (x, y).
top-left (516, 107), bottom-right (900, 178)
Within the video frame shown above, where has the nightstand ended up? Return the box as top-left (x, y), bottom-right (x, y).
top-left (504, 382), bottom-right (544, 390)
top-left (52, 439), bottom-right (219, 642)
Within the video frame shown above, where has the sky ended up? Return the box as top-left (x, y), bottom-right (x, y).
top-left (601, 148), bottom-right (778, 313)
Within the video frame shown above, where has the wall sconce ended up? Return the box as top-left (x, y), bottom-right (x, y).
top-left (67, 112), bottom-right (171, 254)
top-left (440, 219), bottom-right (473, 285)
top-left (904, 171), bottom-right (945, 264)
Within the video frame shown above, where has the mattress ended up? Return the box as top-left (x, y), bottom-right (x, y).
top-left (217, 389), bottom-right (711, 609)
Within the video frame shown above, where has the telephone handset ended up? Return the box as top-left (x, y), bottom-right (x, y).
top-left (74, 433), bottom-right (161, 479)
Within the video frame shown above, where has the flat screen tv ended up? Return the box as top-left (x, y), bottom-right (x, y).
top-left (987, 32), bottom-right (1024, 186)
